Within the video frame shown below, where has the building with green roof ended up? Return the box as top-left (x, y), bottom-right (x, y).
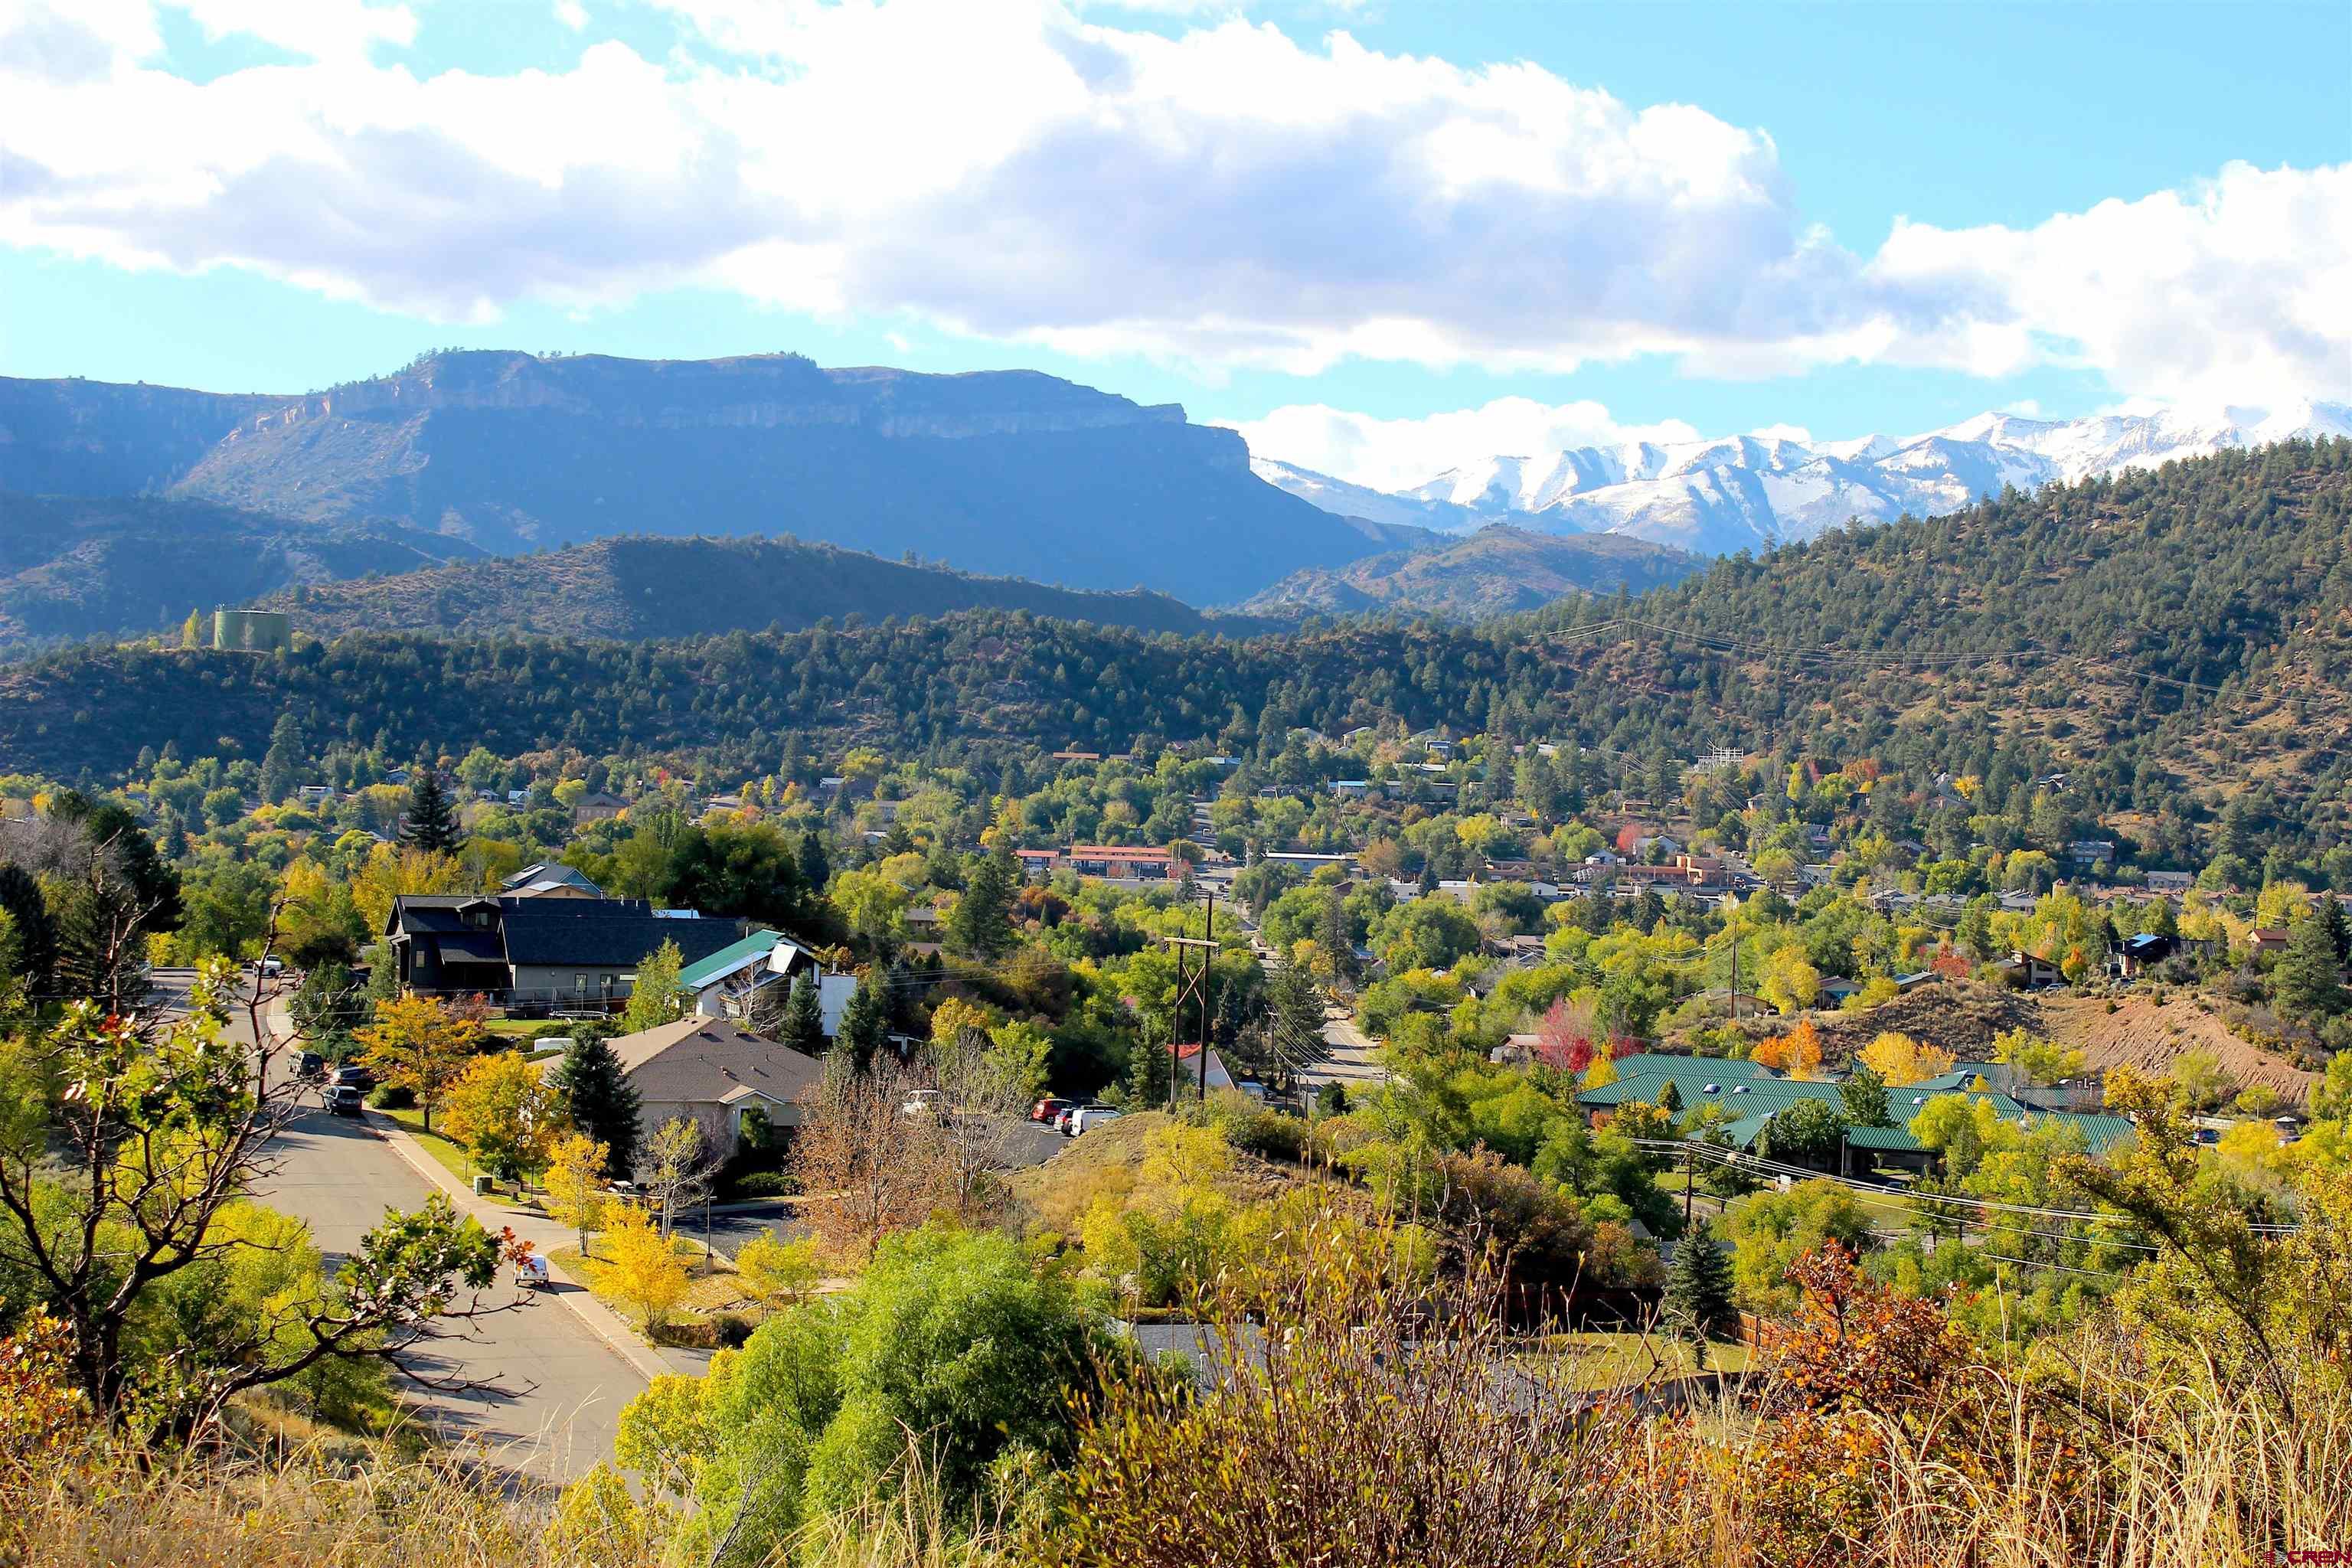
top-left (1572, 1053), bottom-right (2135, 1182)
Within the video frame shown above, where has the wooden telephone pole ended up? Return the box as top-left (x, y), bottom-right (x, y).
top-left (1160, 884), bottom-right (1219, 1104)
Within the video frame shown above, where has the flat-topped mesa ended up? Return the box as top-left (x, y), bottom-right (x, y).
top-left (224, 351), bottom-right (1189, 442)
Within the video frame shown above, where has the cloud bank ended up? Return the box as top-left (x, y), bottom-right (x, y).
top-left (1, 0), bottom-right (2343, 408)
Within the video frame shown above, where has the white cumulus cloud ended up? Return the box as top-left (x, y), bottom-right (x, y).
top-left (0, 0), bottom-right (2341, 410)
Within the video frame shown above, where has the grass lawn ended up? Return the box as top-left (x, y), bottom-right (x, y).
top-left (1527, 1331), bottom-right (1749, 1388)
top-left (377, 1106), bottom-right (482, 1186)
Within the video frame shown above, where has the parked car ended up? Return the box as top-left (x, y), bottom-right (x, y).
top-left (1031, 1096), bottom-right (1075, 1125)
top-left (296, 1051), bottom-right (326, 1082)
top-left (1070, 1106), bottom-right (1122, 1135)
top-left (2190, 1125), bottom-right (2221, 1146)
top-left (325, 1084), bottom-right (366, 1117)
top-left (1052, 1104), bottom-right (1084, 1134)
top-left (328, 1064), bottom-right (374, 1093)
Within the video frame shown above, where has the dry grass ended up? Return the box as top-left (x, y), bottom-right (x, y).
top-left (7, 1341), bottom-right (2345, 1568)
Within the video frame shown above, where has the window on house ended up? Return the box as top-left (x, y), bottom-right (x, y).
top-left (575, 973), bottom-right (587, 992)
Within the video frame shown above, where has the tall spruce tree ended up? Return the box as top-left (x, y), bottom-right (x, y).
top-left (1663, 1227), bottom-right (1739, 1370)
top-left (946, 848), bottom-right (1018, 961)
top-left (402, 763), bottom-right (462, 854)
top-left (553, 1031), bottom-right (642, 1179)
top-left (1318, 889), bottom-right (1355, 982)
top-left (0, 865), bottom-right (56, 995)
top-left (2318, 895), bottom-right (2352, 967)
top-left (257, 714), bottom-right (304, 805)
top-left (795, 831), bottom-right (831, 899)
top-left (779, 965), bottom-right (826, 1055)
top-left (1131, 1021), bottom-right (1174, 1108)
top-left (2275, 910), bottom-right (2349, 1022)
top-left (837, 965), bottom-right (893, 1073)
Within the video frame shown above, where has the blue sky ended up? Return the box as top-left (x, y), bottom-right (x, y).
top-left (2, 0), bottom-right (2344, 484)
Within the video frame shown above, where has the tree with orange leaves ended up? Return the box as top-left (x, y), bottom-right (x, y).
top-left (1753, 1018), bottom-right (1824, 1079)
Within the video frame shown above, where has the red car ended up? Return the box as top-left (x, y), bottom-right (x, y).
top-left (1031, 1096), bottom-right (1075, 1125)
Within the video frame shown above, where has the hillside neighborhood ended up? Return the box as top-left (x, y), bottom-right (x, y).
top-left (2, 3), bottom-right (2345, 1558)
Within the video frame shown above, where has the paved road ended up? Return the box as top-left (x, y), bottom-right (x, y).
top-left (1297, 1012), bottom-right (1390, 1098)
top-left (156, 969), bottom-right (655, 1479)
top-left (260, 1106), bottom-right (652, 1478)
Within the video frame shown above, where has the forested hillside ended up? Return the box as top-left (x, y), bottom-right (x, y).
top-left (1239, 524), bottom-right (1700, 619)
top-left (260, 534), bottom-right (1269, 640)
top-left (3, 441), bottom-right (2342, 858)
top-left (0, 492), bottom-right (482, 653)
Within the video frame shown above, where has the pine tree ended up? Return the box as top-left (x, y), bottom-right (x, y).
top-left (258, 714), bottom-right (304, 804)
top-left (2274, 910), bottom-right (2349, 1022)
top-left (779, 964), bottom-right (826, 1055)
top-left (837, 965), bottom-right (893, 1073)
top-left (1663, 1227), bottom-right (1739, 1370)
top-left (946, 848), bottom-right (1018, 961)
top-left (2318, 896), bottom-right (2351, 967)
top-left (1656, 1078), bottom-right (1684, 1116)
top-left (0, 865), bottom-right (55, 994)
top-left (796, 830), bottom-right (831, 897)
top-left (553, 1030), bottom-right (642, 1178)
top-left (1131, 1020), bottom-right (1174, 1107)
top-left (402, 763), bottom-right (462, 853)
top-left (1318, 889), bottom-right (1355, 982)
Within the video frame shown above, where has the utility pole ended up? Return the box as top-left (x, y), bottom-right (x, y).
top-left (1161, 885), bottom-right (1220, 1104)
top-left (1729, 899), bottom-right (1741, 1021)
top-left (1684, 1142), bottom-right (1694, 1230)
top-left (1199, 885), bottom-right (1216, 1102)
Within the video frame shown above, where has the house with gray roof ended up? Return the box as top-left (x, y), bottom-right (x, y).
top-left (385, 893), bottom-right (746, 1014)
top-left (500, 862), bottom-right (604, 900)
top-left (565, 1018), bottom-right (828, 1152)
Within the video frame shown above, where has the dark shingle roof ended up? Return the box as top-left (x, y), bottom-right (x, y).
top-left (498, 905), bottom-right (742, 969)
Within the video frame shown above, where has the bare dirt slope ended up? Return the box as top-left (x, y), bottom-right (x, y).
top-left (1807, 982), bottom-right (2043, 1067)
top-left (2037, 993), bottom-right (2318, 1108)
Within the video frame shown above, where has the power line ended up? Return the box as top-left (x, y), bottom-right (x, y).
top-left (1635, 1137), bottom-right (2300, 1236)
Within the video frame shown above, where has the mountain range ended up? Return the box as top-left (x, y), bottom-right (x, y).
top-left (0, 353), bottom-right (1429, 608)
top-left (1, 444), bottom-right (2341, 838)
top-left (1254, 401), bottom-right (2352, 556)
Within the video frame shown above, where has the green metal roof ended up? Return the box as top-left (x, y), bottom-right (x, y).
top-left (1570, 1054), bottom-right (2140, 1161)
top-left (1890, 1082), bottom-right (2027, 1120)
top-left (2020, 1111), bottom-right (2137, 1155)
top-left (676, 929), bottom-right (786, 992)
top-left (1577, 1052), bottom-right (1784, 1109)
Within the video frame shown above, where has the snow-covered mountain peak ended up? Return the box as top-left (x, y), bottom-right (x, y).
top-left (1252, 402), bottom-right (2350, 557)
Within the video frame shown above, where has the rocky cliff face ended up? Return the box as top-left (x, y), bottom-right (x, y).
top-left (0, 377), bottom-right (283, 496)
top-left (2, 351), bottom-right (1408, 604)
top-left (224, 351), bottom-right (1189, 443)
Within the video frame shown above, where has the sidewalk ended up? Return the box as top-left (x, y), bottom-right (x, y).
top-left (374, 1116), bottom-right (704, 1382)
